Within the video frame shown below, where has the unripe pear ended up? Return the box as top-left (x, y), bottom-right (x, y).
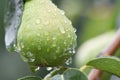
top-left (17, 0), bottom-right (76, 67)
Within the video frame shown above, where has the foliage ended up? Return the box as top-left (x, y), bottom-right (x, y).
top-left (2, 0), bottom-right (120, 80)
top-left (87, 56), bottom-right (120, 77)
top-left (17, 76), bottom-right (42, 80)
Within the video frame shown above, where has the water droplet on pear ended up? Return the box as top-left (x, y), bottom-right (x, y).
top-left (59, 27), bottom-right (65, 34)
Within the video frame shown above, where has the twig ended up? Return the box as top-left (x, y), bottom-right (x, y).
top-left (88, 69), bottom-right (102, 80)
top-left (88, 29), bottom-right (120, 80)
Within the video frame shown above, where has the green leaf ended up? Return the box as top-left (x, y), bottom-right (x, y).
top-left (44, 74), bottom-right (62, 80)
top-left (87, 56), bottom-right (120, 77)
top-left (63, 68), bottom-right (88, 80)
top-left (50, 75), bottom-right (62, 80)
top-left (4, 0), bottom-right (23, 52)
top-left (44, 67), bottom-right (68, 80)
top-left (17, 76), bottom-right (42, 80)
top-left (44, 68), bottom-right (88, 80)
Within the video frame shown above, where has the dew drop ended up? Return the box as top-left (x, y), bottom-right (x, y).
top-left (52, 37), bottom-right (56, 40)
top-left (26, 52), bottom-right (35, 62)
top-left (69, 48), bottom-right (75, 54)
top-left (56, 50), bottom-right (59, 53)
top-left (30, 58), bottom-right (35, 62)
top-left (17, 43), bottom-right (21, 50)
top-left (21, 44), bottom-right (24, 48)
top-left (69, 50), bottom-right (73, 53)
top-left (31, 43), bottom-right (34, 46)
top-left (60, 10), bottom-right (65, 15)
top-left (20, 54), bottom-right (28, 62)
top-left (45, 32), bottom-right (49, 36)
top-left (64, 48), bottom-right (76, 55)
top-left (46, 67), bottom-right (52, 71)
top-left (64, 42), bottom-right (66, 45)
top-left (48, 10), bottom-right (51, 12)
top-left (68, 34), bottom-right (71, 38)
top-left (72, 48), bottom-right (76, 54)
top-left (65, 57), bottom-right (72, 65)
top-left (37, 33), bottom-right (40, 36)
top-left (27, 52), bottom-right (33, 57)
top-left (64, 20), bottom-right (67, 24)
top-left (59, 27), bottom-right (65, 34)
top-left (54, 8), bottom-right (57, 12)
top-left (35, 67), bottom-right (40, 71)
top-left (17, 46), bottom-right (21, 51)
top-left (74, 28), bottom-right (76, 33)
top-left (47, 38), bottom-right (50, 41)
top-left (36, 19), bottom-right (40, 24)
top-left (52, 44), bottom-right (56, 47)
top-left (14, 44), bottom-right (20, 52)
top-left (53, 13), bottom-right (57, 16)
top-left (57, 47), bottom-right (60, 49)
top-left (18, 42), bottom-right (24, 49)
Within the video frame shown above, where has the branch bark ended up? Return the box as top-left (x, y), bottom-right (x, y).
top-left (88, 29), bottom-right (120, 80)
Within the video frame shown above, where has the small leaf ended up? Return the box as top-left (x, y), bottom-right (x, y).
top-left (50, 75), bottom-right (62, 80)
top-left (63, 68), bottom-right (88, 80)
top-left (44, 68), bottom-right (88, 80)
top-left (44, 74), bottom-right (62, 80)
top-left (87, 56), bottom-right (120, 77)
top-left (44, 67), bottom-right (68, 80)
top-left (4, 0), bottom-right (23, 52)
top-left (17, 76), bottom-right (42, 80)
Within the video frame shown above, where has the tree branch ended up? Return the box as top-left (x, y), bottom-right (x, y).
top-left (88, 29), bottom-right (120, 80)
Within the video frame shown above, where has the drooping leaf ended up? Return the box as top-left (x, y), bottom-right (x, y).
top-left (44, 74), bottom-right (62, 80)
top-left (63, 68), bottom-right (88, 80)
top-left (4, 0), bottom-right (23, 52)
top-left (87, 56), bottom-right (120, 77)
top-left (17, 76), bottom-right (42, 80)
top-left (44, 68), bottom-right (88, 80)
top-left (44, 67), bottom-right (68, 80)
top-left (50, 74), bottom-right (62, 80)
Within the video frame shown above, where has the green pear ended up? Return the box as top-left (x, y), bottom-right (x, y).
top-left (17, 0), bottom-right (76, 67)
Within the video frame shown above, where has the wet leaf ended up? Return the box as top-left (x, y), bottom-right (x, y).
top-left (44, 74), bottom-right (62, 80)
top-left (44, 68), bottom-right (88, 80)
top-left (44, 67), bottom-right (68, 80)
top-left (4, 0), bottom-right (23, 52)
top-left (63, 68), bottom-right (88, 80)
top-left (87, 56), bottom-right (120, 77)
top-left (17, 76), bottom-right (42, 80)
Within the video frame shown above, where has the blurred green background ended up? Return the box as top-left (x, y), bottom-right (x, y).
top-left (1, 0), bottom-right (120, 80)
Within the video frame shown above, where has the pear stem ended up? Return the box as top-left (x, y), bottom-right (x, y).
top-left (88, 29), bottom-right (120, 80)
